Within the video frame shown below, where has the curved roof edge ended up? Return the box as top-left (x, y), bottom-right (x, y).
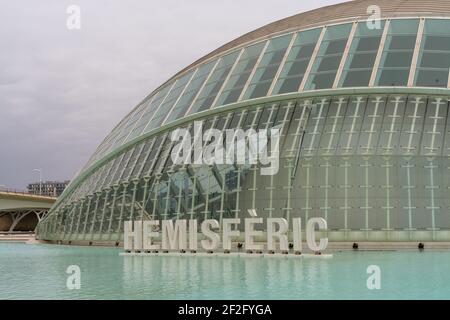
top-left (171, 0), bottom-right (450, 82)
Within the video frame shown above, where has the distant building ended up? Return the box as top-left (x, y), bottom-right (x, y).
top-left (27, 180), bottom-right (70, 197)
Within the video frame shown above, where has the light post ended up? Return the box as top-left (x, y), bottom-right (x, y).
top-left (33, 169), bottom-right (43, 195)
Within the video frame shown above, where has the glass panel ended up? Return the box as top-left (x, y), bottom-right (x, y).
top-left (304, 23), bottom-right (352, 90)
top-left (339, 21), bottom-right (385, 87)
top-left (415, 19), bottom-right (450, 88)
top-left (375, 19), bottom-right (419, 86)
top-left (272, 28), bottom-right (322, 94)
top-left (124, 83), bottom-right (173, 142)
top-left (164, 60), bottom-right (216, 123)
top-left (242, 34), bottom-right (293, 99)
top-left (143, 71), bottom-right (194, 133)
top-left (214, 42), bottom-right (266, 106)
top-left (188, 51), bottom-right (240, 115)
top-left (109, 101), bottom-right (150, 149)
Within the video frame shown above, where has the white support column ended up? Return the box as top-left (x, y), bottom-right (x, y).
top-left (405, 163), bottom-right (414, 231)
top-left (333, 21), bottom-right (358, 89)
top-left (342, 159), bottom-right (350, 230)
top-left (8, 211), bottom-right (29, 232)
top-left (407, 18), bottom-right (425, 87)
top-left (299, 26), bottom-right (327, 92)
top-left (302, 162), bottom-right (312, 222)
top-left (382, 160), bottom-right (393, 230)
top-left (426, 161), bottom-right (438, 233)
top-left (369, 20), bottom-right (390, 87)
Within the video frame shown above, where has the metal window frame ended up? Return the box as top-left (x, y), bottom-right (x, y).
top-left (237, 40), bottom-right (270, 102)
top-left (333, 21), bottom-right (359, 89)
top-left (210, 48), bottom-right (245, 108)
top-left (267, 32), bottom-right (298, 96)
top-left (122, 94), bottom-right (157, 144)
top-left (184, 58), bottom-right (221, 116)
top-left (161, 68), bottom-right (198, 126)
top-left (141, 81), bottom-right (177, 134)
top-left (369, 20), bottom-right (391, 87)
top-left (408, 18), bottom-right (426, 87)
top-left (299, 26), bottom-right (327, 92)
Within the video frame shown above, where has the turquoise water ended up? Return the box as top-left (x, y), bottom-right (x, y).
top-left (0, 243), bottom-right (449, 299)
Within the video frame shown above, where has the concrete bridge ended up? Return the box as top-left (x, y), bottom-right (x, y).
top-left (0, 190), bottom-right (56, 232)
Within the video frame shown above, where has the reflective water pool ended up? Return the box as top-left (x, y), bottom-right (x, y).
top-left (0, 243), bottom-right (448, 299)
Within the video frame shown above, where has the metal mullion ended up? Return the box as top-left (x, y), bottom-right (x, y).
top-left (122, 94), bottom-right (157, 144)
top-left (447, 67), bottom-right (450, 88)
top-left (153, 137), bottom-right (175, 176)
top-left (82, 196), bottom-right (93, 236)
top-left (299, 26), bottom-right (327, 92)
top-left (98, 189), bottom-right (111, 236)
top-left (230, 110), bottom-right (249, 180)
top-left (369, 20), bottom-right (391, 87)
top-left (88, 191), bottom-right (102, 240)
top-left (108, 106), bottom-right (147, 152)
top-left (211, 48), bottom-right (245, 108)
top-left (129, 180), bottom-right (140, 222)
top-left (107, 185), bottom-right (120, 234)
top-left (287, 100), bottom-right (311, 155)
top-left (74, 199), bottom-right (85, 235)
top-left (150, 177), bottom-right (162, 220)
top-left (161, 69), bottom-right (198, 126)
top-left (141, 81), bottom-right (177, 134)
top-left (62, 205), bottom-right (76, 240)
top-left (125, 143), bottom-right (145, 181)
top-left (97, 161), bottom-right (115, 192)
top-left (117, 148), bottom-right (135, 182)
top-left (166, 170), bottom-right (188, 216)
top-left (108, 153), bottom-right (126, 187)
top-left (115, 182), bottom-right (130, 240)
top-left (267, 33), bottom-right (298, 96)
top-left (144, 134), bottom-right (168, 177)
top-left (163, 175), bottom-right (173, 220)
top-left (201, 116), bottom-right (227, 193)
top-left (136, 138), bottom-right (157, 177)
top-left (67, 202), bottom-right (79, 239)
top-left (407, 18), bottom-right (426, 87)
top-left (238, 40), bottom-right (270, 102)
top-left (333, 22), bottom-right (359, 89)
top-left (184, 59), bottom-right (221, 116)
top-left (139, 177), bottom-right (151, 220)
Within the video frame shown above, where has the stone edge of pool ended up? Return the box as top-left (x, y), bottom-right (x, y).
top-left (25, 239), bottom-right (450, 251)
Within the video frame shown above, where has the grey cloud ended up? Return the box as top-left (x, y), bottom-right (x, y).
top-left (0, 0), bottom-right (341, 189)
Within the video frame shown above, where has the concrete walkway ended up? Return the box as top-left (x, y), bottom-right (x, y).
top-left (0, 233), bottom-right (35, 243)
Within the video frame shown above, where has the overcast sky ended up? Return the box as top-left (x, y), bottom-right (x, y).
top-left (0, 0), bottom-right (342, 189)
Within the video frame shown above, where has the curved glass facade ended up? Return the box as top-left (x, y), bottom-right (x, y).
top-left (37, 10), bottom-right (450, 243)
